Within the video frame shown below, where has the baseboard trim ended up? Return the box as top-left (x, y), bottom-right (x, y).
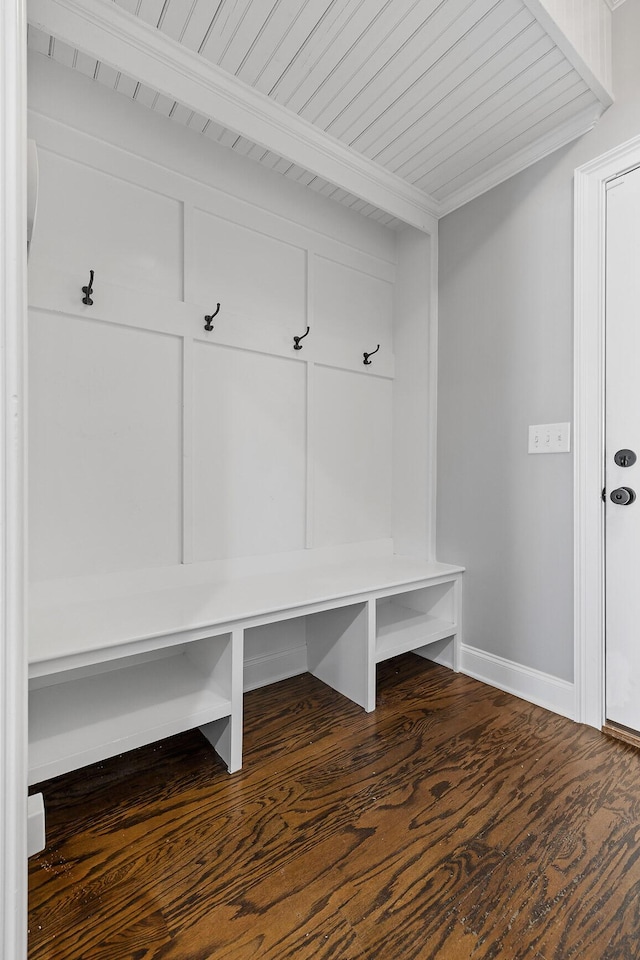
top-left (460, 643), bottom-right (575, 720)
top-left (244, 646), bottom-right (308, 692)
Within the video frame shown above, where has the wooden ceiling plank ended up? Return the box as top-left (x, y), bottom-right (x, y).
top-left (419, 77), bottom-right (591, 193)
top-left (95, 60), bottom-right (120, 88)
top-left (112, 0), bottom-right (139, 14)
top-left (29, 0), bottom-right (438, 231)
top-left (217, 0), bottom-right (285, 76)
top-left (231, 135), bottom-right (258, 155)
top-left (282, 163), bottom-right (309, 180)
top-left (295, 171), bottom-right (317, 186)
top-left (390, 42), bottom-right (565, 178)
top-left (49, 35), bottom-right (76, 67)
top-left (135, 0), bottom-right (167, 28)
top-left (235, 0), bottom-right (317, 87)
top-left (318, 0), bottom-right (500, 139)
top-left (354, 5), bottom-right (537, 158)
top-left (168, 102), bottom-right (192, 124)
top-left (73, 50), bottom-right (99, 78)
top-left (303, 0), bottom-right (443, 127)
top-left (152, 91), bottom-right (175, 116)
top-left (170, 0), bottom-right (224, 52)
top-left (307, 177), bottom-right (331, 191)
top-left (133, 82), bottom-right (159, 107)
top-left (186, 109), bottom-right (209, 131)
top-left (432, 90), bottom-right (598, 201)
top-left (277, 0), bottom-right (399, 113)
top-left (114, 72), bottom-right (139, 97)
top-left (202, 119), bottom-right (228, 140)
top-left (250, 0), bottom-right (340, 96)
top-left (159, 0), bottom-right (200, 41)
top-left (258, 151), bottom-right (284, 169)
top-left (339, 193), bottom-right (361, 207)
top-left (272, 157), bottom-right (294, 174)
top-left (198, 0), bottom-right (256, 67)
top-left (27, 24), bottom-right (52, 54)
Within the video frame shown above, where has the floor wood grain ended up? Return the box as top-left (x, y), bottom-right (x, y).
top-left (28, 655), bottom-right (640, 959)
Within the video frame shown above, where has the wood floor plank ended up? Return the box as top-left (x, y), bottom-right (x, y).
top-left (28, 655), bottom-right (640, 960)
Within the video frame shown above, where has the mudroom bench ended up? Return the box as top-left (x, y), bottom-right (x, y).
top-left (28, 556), bottom-right (464, 786)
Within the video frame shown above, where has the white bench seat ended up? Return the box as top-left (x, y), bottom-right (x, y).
top-left (28, 556), bottom-right (463, 786)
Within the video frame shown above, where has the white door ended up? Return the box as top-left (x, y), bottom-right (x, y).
top-left (605, 165), bottom-right (640, 731)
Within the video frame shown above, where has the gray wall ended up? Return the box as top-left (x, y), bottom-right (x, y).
top-left (437, 0), bottom-right (640, 683)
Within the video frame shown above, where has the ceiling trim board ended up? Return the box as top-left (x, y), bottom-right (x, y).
top-left (27, 0), bottom-right (439, 234)
top-left (520, 0), bottom-right (613, 106)
top-left (437, 100), bottom-right (603, 217)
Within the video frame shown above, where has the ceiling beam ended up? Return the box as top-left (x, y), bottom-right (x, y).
top-left (27, 0), bottom-right (439, 234)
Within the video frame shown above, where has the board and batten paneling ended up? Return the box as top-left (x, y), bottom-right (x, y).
top-left (191, 343), bottom-right (307, 562)
top-left (32, 147), bottom-right (183, 300)
top-left (28, 310), bottom-right (183, 580)
top-left (27, 66), bottom-right (398, 591)
top-left (312, 255), bottom-right (393, 361)
top-left (313, 366), bottom-right (393, 549)
top-left (190, 207), bottom-right (307, 337)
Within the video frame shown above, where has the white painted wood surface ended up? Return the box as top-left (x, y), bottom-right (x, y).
top-left (27, 87), bottom-right (396, 582)
top-left (192, 344), bottom-right (307, 561)
top-left (535, 0), bottom-right (612, 92)
top-left (28, 556), bottom-right (463, 782)
top-left (27, 0), bottom-right (612, 224)
top-left (0, 0), bottom-right (28, 956)
top-left (313, 366), bottom-right (393, 548)
top-left (604, 166), bottom-right (640, 732)
top-left (24, 56), bottom-right (457, 801)
top-left (29, 310), bottom-right (183, 579)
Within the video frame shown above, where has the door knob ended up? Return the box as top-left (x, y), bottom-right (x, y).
top-left (610, 486), bottom-right (636, 505)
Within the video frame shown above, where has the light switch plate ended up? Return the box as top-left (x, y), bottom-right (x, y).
top-left (528, 422), bottom-right (571, 454)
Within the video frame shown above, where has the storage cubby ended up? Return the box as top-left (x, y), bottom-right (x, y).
top-left (375, 580), bottom-right (458, 664)
top-left (28, 632), bottom-right (237, 785)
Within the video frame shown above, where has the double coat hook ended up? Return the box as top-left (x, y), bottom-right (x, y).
top-left (82, 269), bottom-right (94, 305)
top-left (204, 304), bottom-right (221, 331)
top-left (293, 326), bottom-right (310, 350)
top-left (363, 344), bottom-right (380, 365)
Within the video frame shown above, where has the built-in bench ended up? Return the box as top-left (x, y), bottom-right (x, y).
top-left (28, 556), bottom-right (464, 785)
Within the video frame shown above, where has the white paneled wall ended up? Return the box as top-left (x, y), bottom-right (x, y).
top-left (27, 63), bottom-right (399, 589)
top-left (191, 345), bottom-right (307, 563)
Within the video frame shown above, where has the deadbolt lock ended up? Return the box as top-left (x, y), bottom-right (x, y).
top-left (614, 449), bottom-right (637, 468)
top-left (610, 486), bottom-right (636, 505)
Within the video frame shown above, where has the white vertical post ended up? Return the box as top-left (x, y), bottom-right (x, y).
top-left (0, 2), bottom-right (28, 958)
top-left (182, 334), bottom-right (194, 564)
top-left (305, 360), bottom-right (315, 550)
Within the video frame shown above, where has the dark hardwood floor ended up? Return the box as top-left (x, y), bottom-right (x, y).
top-left (28, 654), bottom-right (640, 960)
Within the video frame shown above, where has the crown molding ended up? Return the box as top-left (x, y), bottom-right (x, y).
top-left (603, 0), bottom-right (628, 10)
top-left (27, 0), bottom-right (439, 234)
top-left (437, 101), bottom-right (604, 218)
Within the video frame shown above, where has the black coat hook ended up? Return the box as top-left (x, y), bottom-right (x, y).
top-left (204, 304), bottom-right (220, 331)
top-left (82, 269), bottom-right (94, 305)
top-left (363, 344), bottom-right (380, 365)
top-left (293, 326), bottom-right (310, 350)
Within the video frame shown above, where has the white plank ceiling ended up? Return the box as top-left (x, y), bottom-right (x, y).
top-left (27, 0), bottom-right (612, 229)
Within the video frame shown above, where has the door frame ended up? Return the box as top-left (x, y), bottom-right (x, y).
top-left (0, 2), bottom-right (28, 959)
top-left (574, 133), bottom-right (640, 729)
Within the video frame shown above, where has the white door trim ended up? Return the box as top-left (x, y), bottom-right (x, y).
top-left (0, 1), bottom-right (28, 958)
top-left (574, 133), bottom-right (640, 729)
